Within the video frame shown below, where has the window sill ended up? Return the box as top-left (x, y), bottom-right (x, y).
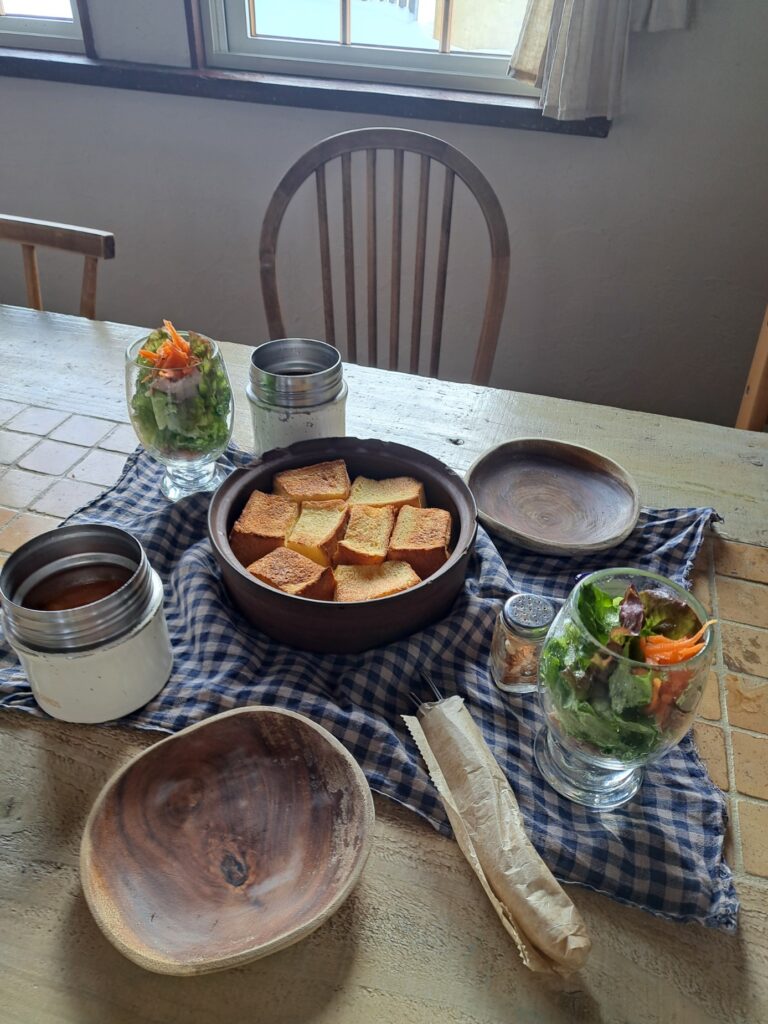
top-left (0, 48), bottom-right (610, 137)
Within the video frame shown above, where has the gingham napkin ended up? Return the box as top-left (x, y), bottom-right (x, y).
top-left (0, 446), bottom-right (738, 931)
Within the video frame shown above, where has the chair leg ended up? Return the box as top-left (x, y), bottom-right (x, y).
top-left (80, 256), bottom-right (99, 319)
top-left (22, 244), bottom-right (43, 310)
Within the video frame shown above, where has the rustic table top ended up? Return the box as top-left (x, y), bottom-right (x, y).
top-left (1, 304), bottom-right (768, 1024)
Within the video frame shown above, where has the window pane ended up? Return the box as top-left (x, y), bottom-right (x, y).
top-left (2, 0), bottom-right (73, 16)
top-left (351, 0), bottom-right (439, 51)
top-left (449, 0), bottom-right (526, 56)
top-left (254, 0), bottom-right (341, 44)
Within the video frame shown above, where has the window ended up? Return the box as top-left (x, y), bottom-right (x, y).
top-left (204, 0), bottom-right (537, 97)
top-left (0, 0), bottom-right (84, 52)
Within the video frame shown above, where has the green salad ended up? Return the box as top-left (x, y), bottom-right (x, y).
top-left (130, 326), bottom-right (231, 457)
top-left (540, 580), bottom-right (713, 761)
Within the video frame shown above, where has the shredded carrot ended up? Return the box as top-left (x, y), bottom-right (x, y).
top-left (163, 319), bottom-right (191, 355)
top-left (645, 618), bottom-right (718, 649)
top-left (645, 642), bottom-right (705, 666)
top-left (139, 321), bottom-right (202, 371)
top-left (642, 619), bottom-right (717, 664)
top-left (645, 676), bottom-right (663, 714)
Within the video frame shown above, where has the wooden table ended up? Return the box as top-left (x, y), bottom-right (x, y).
top-left (1, 304), bottom-right (768, 1024)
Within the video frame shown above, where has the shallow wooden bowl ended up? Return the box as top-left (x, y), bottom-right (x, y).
top-left (466, 438), bottom-right (640, 555)
top-left (80, 707), bottom-right (375, 975)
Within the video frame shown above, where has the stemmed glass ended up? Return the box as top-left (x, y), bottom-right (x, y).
top-left (125, 329), bottom-right (234, 501)
top-left (534, 568), bottom-right (714, 810)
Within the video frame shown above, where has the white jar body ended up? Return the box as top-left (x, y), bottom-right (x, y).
top-left (13, 572), bottom-right (172, 724)
top-left (247, 381), bottom-right (348, 457)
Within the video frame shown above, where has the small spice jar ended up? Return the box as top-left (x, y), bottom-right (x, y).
top-left (246, 338), bottom-right (348, 456)
top-left (490, 593), bottom-right (557, 694)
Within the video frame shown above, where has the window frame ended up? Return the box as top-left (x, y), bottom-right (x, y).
top-left (203, 0), bottom-right (538, 99)
top-left (0, 1), bottom-right (84, 53)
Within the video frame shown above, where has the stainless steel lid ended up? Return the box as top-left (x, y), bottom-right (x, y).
top-left (0, 525), bottom-right (156, 653)
top-left (501, 593), bottom-right (557, 639)
top-left (248, 338), bottom-right (344, 409)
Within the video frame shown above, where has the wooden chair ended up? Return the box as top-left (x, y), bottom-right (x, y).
top-left (260, 128), bottom-right (510, 386)
top-left (736, 303), bottom-right (768, 430)
top-left (0, 214), bottom-right (115, 320)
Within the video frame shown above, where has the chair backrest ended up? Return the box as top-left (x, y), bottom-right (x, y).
top-left (736, 303), bottom-right (768, 430)
top-left (260, 128), bottom-right (510, 386)
top-left (0, 214), bottom-right (115, 320)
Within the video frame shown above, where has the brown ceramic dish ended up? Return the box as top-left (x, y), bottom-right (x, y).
top-left (80, 707), bottom-right (375, 975)
top-left (208, 437), bottom-right (477, 653)
top-left (466, 438), bottom-right (640, 555)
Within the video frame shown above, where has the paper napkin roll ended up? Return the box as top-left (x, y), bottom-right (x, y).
top-left (403, 695), bottom-right (591, 975)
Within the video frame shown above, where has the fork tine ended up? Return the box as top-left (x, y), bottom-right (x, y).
top-left (408, 691), bottom-right (423, 710)
top-left (421, 671), bottom-right (444, 702)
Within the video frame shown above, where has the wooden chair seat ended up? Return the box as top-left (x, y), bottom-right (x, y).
top-left (0, 214), bottom-right (115, 320)
top-left (736, 303), bottom-right (768, 430)
top-left (260, 128), bottom-right (510, 386)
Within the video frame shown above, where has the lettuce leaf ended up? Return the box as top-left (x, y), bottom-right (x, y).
top-left (577, 583), bottom-right (621, 645)
top-left (640, 588), bottom-right (700, 639)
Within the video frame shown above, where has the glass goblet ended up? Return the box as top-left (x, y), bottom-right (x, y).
top-left (534, 567), bottom-right (714, 810)
top-left (125, 330), bottom-right (233, 501)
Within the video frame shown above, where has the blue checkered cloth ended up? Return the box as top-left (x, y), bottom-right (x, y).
top-left (0, 446), bottom-right (738, 932)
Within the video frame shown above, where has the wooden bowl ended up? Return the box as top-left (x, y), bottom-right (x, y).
top-left (208, 436), bottom-right (477, 654)
top-left (80, 707), bottom-right (375, 975)
top-left (466, 438), bottom-right (640, 555)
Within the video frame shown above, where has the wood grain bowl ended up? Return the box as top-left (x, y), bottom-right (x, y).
top-left (80, 707), bottom-right (375, 975)
top-left (466, 438), bottom-right (640, 555)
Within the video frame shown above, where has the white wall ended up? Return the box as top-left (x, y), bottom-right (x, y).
top-left (1, 0), bottom-right (766, 425)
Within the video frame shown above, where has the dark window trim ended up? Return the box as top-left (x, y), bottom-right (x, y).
top-left (0, 48), bottom-right (610, 137)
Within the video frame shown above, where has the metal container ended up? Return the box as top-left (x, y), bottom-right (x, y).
top-left (0, 525), bottom-right (172, 723)
top-left (246, 338), bottom-right (348, 456)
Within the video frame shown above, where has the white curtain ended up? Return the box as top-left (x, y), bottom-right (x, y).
top-left (509, 0), bottom-right (692, 121)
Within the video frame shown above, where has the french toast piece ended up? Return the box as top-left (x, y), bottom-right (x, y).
top-left (334, 562), bottom-right (421, 602)
top-left (387, 505), bottom-right (452, 579)
top-left (348, 475), bottom-right (425, 510)
top-left (273, 459), bottom-right (351, 502)
top-left (228, 489), bottom-right (299, 567)
top-left (286, 500), bottom-right (349, 567)
top-left (336, 505), bottom-right (396, 566)
top-left (247, 546), bottom-right (335, 600)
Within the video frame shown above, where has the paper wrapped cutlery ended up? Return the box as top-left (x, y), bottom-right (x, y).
top-left (403, 695), bottom-right (591, 975)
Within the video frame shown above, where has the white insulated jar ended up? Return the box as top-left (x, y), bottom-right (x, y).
top-left (246, 338), bottom-right (347, 456)
top-left (0, 525), bottom-right (172, 724)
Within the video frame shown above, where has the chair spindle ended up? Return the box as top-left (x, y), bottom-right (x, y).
top-left (315, 165), bottom-right (336, 347)
top-left (341, 152), bottom-right (357, 363)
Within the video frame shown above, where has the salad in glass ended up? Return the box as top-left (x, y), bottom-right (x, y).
top-left (126, 321), bottom-right (233, 500)
top-left (535, 568), bottom-right (716, 809)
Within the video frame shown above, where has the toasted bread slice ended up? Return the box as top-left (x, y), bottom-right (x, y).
top-left (273, 459), bottom-right (351, 503)
top-left (286, 500), bottom-right (349, 567)
top-left (387, 505), bottom-right (452, 579)
top-left (228, 490), bottom-right (299, 567)
top-left (334, 561), bottom-right (421, 602)
top-left (247, 546), bottom-right (334, 600)
top-left (348, 475), bottom-right (425, 510)
top-left (336, 505), bottom-right (396, 566)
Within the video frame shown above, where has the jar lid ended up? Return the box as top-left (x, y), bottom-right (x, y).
top-left (248, 338), bottom-right (344, 409)
top-left (501, 593), bottom-right (556, 638)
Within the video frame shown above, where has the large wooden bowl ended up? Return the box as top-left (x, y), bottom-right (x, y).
top-left (208, 436), bottom-right (477, 653)
top-left (80, 707), bottom-right (375, 975)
